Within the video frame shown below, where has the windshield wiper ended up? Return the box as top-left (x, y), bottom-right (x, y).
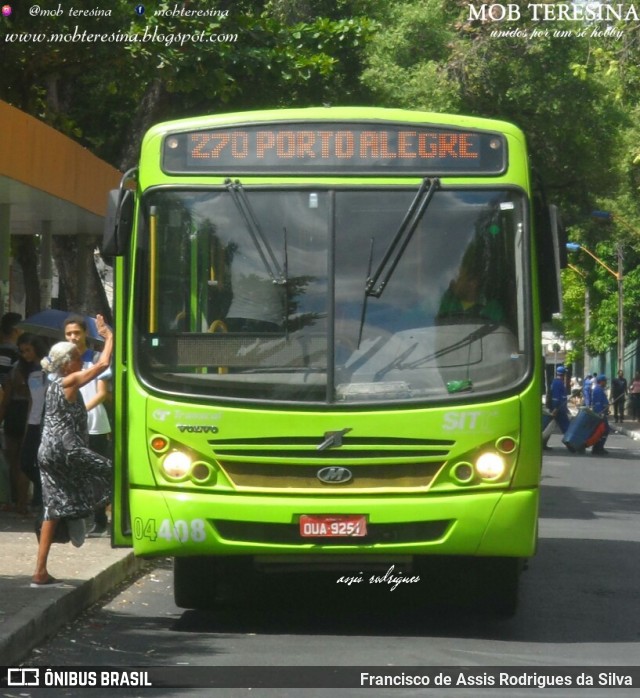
top-left (356, 177), bottom-right (439, 348)
top-left (225, 179), bottom-right (287, 286)
top-left (365, 177), bottom-right (440, 298)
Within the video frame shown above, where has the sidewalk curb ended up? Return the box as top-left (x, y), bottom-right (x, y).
top-left (0, 553), bottom-right (147, 666)
top-left (617, 425), bottom-right (640, 441)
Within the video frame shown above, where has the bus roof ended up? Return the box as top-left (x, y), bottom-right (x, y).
top-left (143, 106), bottom-right (525, 142)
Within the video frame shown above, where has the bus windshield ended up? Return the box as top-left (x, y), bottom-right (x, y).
top-left (137, 186), bottom-right (529, 404)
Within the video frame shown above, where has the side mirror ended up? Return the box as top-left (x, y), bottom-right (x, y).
top-left (534, 185), bottom-right (567, 322)
top-left (548, 204), bottom-right (566, 314)
top-left (102, 171), bottom-right (136, 257)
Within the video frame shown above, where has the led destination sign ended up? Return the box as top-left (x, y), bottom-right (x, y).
top-left (162, 123), bottom-right (506, 175)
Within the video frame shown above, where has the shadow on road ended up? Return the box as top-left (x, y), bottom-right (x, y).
top-left (168, 535), bottom-right (640, 645)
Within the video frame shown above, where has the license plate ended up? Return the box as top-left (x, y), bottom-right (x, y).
top-left (299, 515), bottom-right (367, 538)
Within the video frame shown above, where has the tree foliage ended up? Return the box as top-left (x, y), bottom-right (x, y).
top-left (360, 0), bottom-right (640, 357)
top-left (1, 0), bottom-right (378, 168)
top-left (2, 0), bottom-right (640, 360)
top-left (0, 0), bottom-right (377, 313)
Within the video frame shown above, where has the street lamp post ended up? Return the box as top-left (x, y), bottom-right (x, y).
top-left (590, 209), bottom-right (630, 373)
top-left (566, 240), bottom-right (624, 372)
top-left (617, 245), bottom-right (624, 373)
top-left (567, 263), bottom-right (590, 374)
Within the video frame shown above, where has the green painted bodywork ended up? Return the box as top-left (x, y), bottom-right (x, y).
top-left (110, 107), bottom-right (542, 563)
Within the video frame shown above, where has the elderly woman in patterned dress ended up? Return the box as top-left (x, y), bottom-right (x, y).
top-left (31, 315), bottom-right (113, 587)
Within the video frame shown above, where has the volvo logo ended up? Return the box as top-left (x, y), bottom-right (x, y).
top-left (317, 466), bottom-right (353, 485)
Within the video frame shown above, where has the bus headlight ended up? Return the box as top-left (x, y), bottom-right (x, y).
top-left (475, 452), bottom-right (506, 481)
top-left (162, 451), bottom-right (192, 479)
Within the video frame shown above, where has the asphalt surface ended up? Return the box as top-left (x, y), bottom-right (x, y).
top-left (0, 417), bottom-right (638, 667)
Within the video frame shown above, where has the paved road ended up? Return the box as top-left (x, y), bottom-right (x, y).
top-left (16, 429), bottom-right (640, 697)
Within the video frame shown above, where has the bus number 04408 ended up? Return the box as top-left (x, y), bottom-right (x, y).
top-left (133, 517), bottom-right (207, 542)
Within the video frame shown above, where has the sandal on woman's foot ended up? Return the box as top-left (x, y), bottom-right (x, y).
top-left (67, 518), bottom-right (87, 548)
top-left (30, 576), bottom-right (60, 587)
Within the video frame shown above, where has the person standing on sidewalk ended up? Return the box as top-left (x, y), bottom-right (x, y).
top-left (591, 374), bottom-right (610, 456)
top-left (630, 372), bottom-right (640, 422)
top-left (18, 333), bottom-right (50, 513)
top-left (583, 373), bottom-right (593, 408)
top-left (611, 369), bottom-right (628, 424)
top-left (0, 332), bottom-right (31, 515)
top-left (64, 315), bottom-right (112, 537)
top-left (32, 315), bottom-right (113, 587)
top-left (0, 312), bottom-right (22, 383)
top-left (0, 313), bottom-right (23, 507)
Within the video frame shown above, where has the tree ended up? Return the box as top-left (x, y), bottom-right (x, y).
top-left (361, 0), bottom-right (627, 215)
top-left (12, 236), bottom-right (41, 317)
top-left (1, 0), bottom-right (378, 313)
top-left (113, 0), bottom-right (378, 166)
top-left (360, 0), bottom-right (460, 112)
top-left (360, 0), bottom-right (640, 354)
top-left (554, 18), bottom-right (640, 352)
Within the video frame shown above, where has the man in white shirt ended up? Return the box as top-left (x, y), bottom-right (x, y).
top-left (64, 314), bottom-right (112, 536)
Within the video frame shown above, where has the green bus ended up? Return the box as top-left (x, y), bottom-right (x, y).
top-left (103, 107), bottom-right (564, 615)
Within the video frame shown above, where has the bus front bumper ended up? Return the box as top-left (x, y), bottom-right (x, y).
top-left (127, 487), bottom-right (538, 560)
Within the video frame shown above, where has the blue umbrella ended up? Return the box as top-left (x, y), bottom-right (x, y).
top-left (18, 309), bottom-right (103, 345)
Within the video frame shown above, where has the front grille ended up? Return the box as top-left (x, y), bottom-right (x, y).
top-left (213, 519), bottom-right (451, 545)
top-left (209, 435), bottom-right (455, 459)
top-left (219, 461), bottom-right (444, 491)
top-left (209, 435), bottom-right (454, 492)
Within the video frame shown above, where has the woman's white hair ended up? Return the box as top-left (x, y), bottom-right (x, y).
top-left (41, 341), bottom-right (78, 375)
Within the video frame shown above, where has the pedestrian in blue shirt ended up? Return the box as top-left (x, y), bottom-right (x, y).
top-left (583, 374), bottom-right (593, 407)
top-left (591, 374), bottom-right (610, 455)
top-left (549, 366), bottom-right (571, 434)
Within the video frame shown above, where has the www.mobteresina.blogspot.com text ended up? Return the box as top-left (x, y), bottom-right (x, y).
top-left (3, 25), bottom-right (238, 46)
